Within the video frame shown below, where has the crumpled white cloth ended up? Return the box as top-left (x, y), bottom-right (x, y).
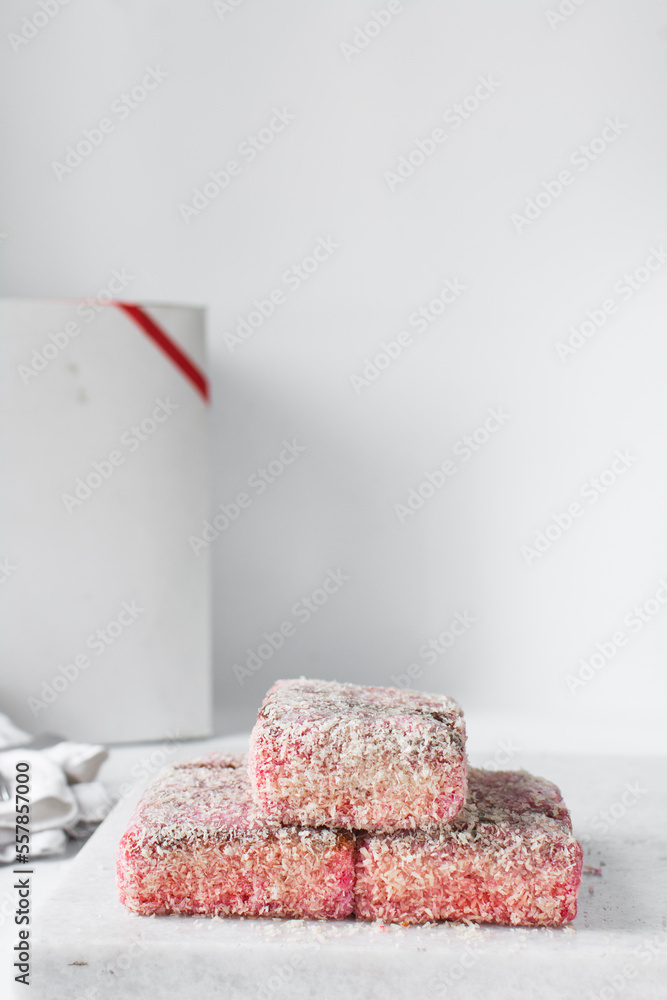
top-left (0, 712), bottom-right (111, 863)
top-left (43, 741), bottom-right (109, 785)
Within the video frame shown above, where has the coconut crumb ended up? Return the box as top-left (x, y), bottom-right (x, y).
top-left (116, 753), bottom-right (355, 920)
top-left (353, 768), bottom-right (583, 927)
top-left (248, 678), bottom-right (467, 832)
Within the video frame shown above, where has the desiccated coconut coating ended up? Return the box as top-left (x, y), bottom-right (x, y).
top-left (248, 678), bottom-right (467, 832)
top-left (116, 753), bottom-right (354, 919)
top-left (354, 767), bottom-right (583, 926)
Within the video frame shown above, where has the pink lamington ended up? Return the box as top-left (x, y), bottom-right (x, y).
top-left (248, 678), bottom-right (467, 831)
top-left (116, 753), bottom-right (354, 919)
top-left (354, 767), bottom-right (583, 926)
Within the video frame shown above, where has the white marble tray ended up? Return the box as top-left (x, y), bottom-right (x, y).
top-left (30, 750), bottom-right (667, 1000)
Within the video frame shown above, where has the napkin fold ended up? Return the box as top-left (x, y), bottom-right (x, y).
top-left (0, 713), bottom-right (111, 863)
top-left (43, 741), bottom-right (109, 785)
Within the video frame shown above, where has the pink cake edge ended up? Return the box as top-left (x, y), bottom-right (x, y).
top-left (116, 741), bottom-right (584, 928)
top-left (116, 827), bottom-right (356, 920)
top-left (249, 758), bottom-right (469, 833)
top-left (352, 768), bottom-right (584, 927)
top-left (353, 835), bottom-right (583, 927)
top-left (248, 677), bottom-right (468, 832)
top-left (115, 753), bottom-right (356, 920)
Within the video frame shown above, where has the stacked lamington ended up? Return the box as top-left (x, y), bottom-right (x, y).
top-left (117, 678), bottom-right (583, 926)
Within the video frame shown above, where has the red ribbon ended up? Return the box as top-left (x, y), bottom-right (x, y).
top-left (115, 302), bottom-right (209, 402)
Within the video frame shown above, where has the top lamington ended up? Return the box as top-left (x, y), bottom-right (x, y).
top-left (248, 678), bottom-right (467, 832)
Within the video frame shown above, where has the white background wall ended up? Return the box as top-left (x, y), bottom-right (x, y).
top-left (2, 0), bottom-right (666, 752)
